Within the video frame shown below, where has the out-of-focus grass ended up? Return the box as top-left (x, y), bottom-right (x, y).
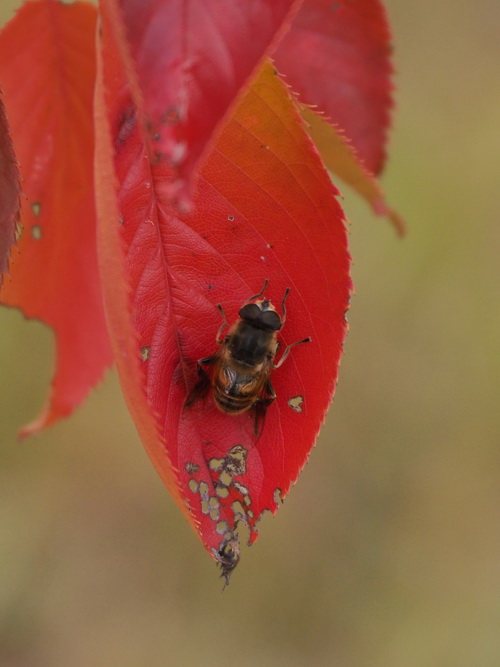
top-left (1, 1), bottom-right (499, 665)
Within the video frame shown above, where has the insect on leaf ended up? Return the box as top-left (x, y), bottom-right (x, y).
top-left (0, 0), bottom-right (113, 435)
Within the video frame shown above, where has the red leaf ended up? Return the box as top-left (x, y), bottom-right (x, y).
top-left (0, 93), bottom-right (21, 285)
top-left (274, 0), bottom-right (394, 174)
top-left (97, 0), bottom-right (351, 580)
top-left (0, 0), bottom-right (113, 435)
top-left (108, 0), bottom-right (302, 205)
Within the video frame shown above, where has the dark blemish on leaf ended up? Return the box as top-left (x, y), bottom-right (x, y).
top-left (185, 462), bottom-right (199, 474)
top-left (227, 215), bottom-right (234, 221)
top-left (140, 346), bottom-right (150, 362)
top-left (207, 284), bottom-right (213, 290)
top-left (161, 106), bottom-right (183, 124)
top-left (266, 243), bottom-right (273, 249)
top-left (31, 202), bottom-right (41, 217)
top-left (115, 105), bottom-right (137, 147)
top-left (224, 445), bottom-right (247, 476)
top-left (288, 395), bottom-right (304, 413)
top-left (31, 225), bottom-right (42, 240)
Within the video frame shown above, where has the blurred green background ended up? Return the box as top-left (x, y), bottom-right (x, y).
top-left (1, 1), bottom-right (500, 665)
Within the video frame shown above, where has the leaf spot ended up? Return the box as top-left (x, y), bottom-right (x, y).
top-left (219, 470), bottom-right (232, 487)
top-left (233, 481), bottom-right (249, 497)
top-left (31, 225), bottom-right (42, 240)
top-left (140, 346), bottom-right (150, 362)
top-left (31, 202), bottom-right (41, 217)
top-left (288, 395), bottom-right (304, 412)
top-left (188, 479), bottom-right (199, 493)
top-left (216, 485), bottom-right (229, 498)
top-left (216, 521), bottom-right (229, 535)
top-left (185, 462), bottom-right (199, 474)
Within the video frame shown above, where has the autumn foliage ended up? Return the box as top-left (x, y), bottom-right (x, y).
top-left (0, 0), bottom-right (397, 582)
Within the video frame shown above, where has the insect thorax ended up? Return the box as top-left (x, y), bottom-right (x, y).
top-left (229, 321), bottom-right (277, 366)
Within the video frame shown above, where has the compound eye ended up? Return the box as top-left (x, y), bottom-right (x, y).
top-left (261, 310), bottom-right (282, 331)
top-left (239, 303), bottom-right (261, 322)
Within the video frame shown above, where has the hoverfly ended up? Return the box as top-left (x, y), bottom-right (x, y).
top-left (186, 280), bottom-right (311, 434)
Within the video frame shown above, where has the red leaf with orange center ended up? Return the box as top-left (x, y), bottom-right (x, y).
top-left (274, 0), bottom-right (394, 174)
top-left (0, 0), bottom-right (113, 435)
top-left (96, 0), bottom-right (350, 579)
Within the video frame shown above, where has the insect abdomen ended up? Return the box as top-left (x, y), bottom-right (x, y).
top-left (213, 385), bottom-right (256, 414)
top-left (213, 365), bottom-right (262, 414)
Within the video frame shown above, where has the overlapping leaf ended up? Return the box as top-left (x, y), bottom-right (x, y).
top-left (0, 0), bottom-right (113, 434)
top-left (274, 0), bottom-right (394, 174)
top-left (114, 0), bottom-right (303, 205)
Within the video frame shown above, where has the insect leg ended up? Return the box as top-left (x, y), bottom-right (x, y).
top-left (252, 378), bottom-right (276, 436)
top-left (215, 304), bottom-right (228, 343)
top-left (185, 356), bottom-right (217, 406)
top-left (274, 337), bottom-right (312, 369)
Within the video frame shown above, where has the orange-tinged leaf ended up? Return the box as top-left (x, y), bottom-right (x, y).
top-left (301, 105), bottom-right (404, 235)
top-left (0, 93), bottom-right (21, 285)
top-left (0, 0), bottom-right (113, 435)
top-left (104, 0), bottom-right (303, 206)
top-left (98, 0), bottom-right (351, 580)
